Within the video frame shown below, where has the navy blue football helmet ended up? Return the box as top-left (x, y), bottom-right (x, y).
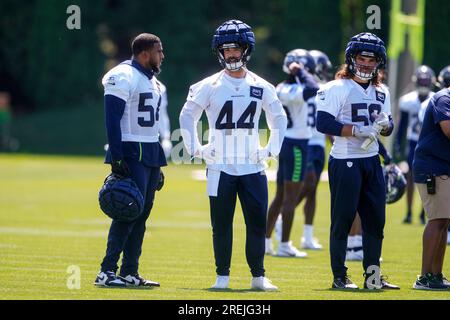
top-left (309, 49), bottom-right (332, 81)
top-left (438, 65), bottom-right (450, 88)
top-left (283, 49), bottom-right (316, 75)
top-left (99, 173), bottom-right (144, 222)
top-left (412, 65), bottom-right (436, 95)
top-left (212, 19), bottom-right (255, 71)
top-left (384, 164), bottom-right (407, 204)
top-left (345, 32), bottom-right (387, 81)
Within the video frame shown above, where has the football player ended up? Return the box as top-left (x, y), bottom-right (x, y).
top-left (394, 65), bottom-right (436, 224)
top-left (179, 20), bottom-right (287, 291)
top-left (296, 49), bottom-right (334, 250)
top-left (265, 49), bottom-right (319, 257)
top-left (316, 32), bottom-right (399, 290)
top-left (94, 33), bottom-right (167, 288)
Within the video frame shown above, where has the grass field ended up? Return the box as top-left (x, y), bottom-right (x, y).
top-left (0, 153), bottom-right (449, 300)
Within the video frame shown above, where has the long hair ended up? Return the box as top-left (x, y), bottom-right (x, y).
top-left (335, 64), bottom-right (382, 87)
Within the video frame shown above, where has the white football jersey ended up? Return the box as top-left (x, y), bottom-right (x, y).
top-left (418, 96), bottom-right (432, 124)
top-left (102, 62), bottom-right (162, 143)
top-left (308, 83), bottom-right (327, 148)
top-left (156, 80), bottom-right (171, 140)
top-left (399, 90), bottom-right (434, 141)
top-left (181, 70), bottom-right (286, 176)
top-left (276, 82), bottom-right (312, 139)
top-left (316, 79), bottom-right (391, 159)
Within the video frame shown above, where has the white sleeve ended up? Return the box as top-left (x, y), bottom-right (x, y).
top-left (179, 100), bottom-right (205, 156)
top-left (262, 98), bottom-right (287, 157)
top-left (102, 71), bottom-right (130, 101)
top-left (158, 88), bottom-right (171, 140)
top-left (316, 84), bottom-right (341, 117)
top-left (382, 87), bottom-right (392, 116)
top-left (187, 79), bottom-right (210, 107)
top-left (398, 95), bottom-right (409, 112)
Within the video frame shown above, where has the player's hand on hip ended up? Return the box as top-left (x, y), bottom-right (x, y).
top-left (352, 125), bottom-right (379, 139)
top-left (161, 138), bottom-right (172, 159)
top-left (111, 159), bottom-right (131, 177)
top-left (250, 148), bottom-right (272, 164)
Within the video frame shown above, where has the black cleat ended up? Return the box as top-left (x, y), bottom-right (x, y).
top-left (119, 274), bottom-right (160, 287)
top-left (413, 273), bottom-right (449, 291)
top-left (332, 275), bottom-right (359, 289)
top-left (435, 273), bottom-right (450, 289)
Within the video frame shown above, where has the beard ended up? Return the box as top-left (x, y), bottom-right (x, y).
top-left (225, 57), bottom-right (240, 64)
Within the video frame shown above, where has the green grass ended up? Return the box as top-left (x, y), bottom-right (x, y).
top-left (0, 153), bottom-right (448, 300)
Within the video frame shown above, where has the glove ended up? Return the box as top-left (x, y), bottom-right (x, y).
top-left (373, 112), bottom-right (390, 132)
top-left (194, 144), bottom-right (215, 164)
top-left (161, 138), bottom-right (172, 159)
top-left (111, 159), bottom-right (131, 177)
top-left (352, 125), bottom-right (379, 139)
top-left (250, 148), bottom-right (272, 164)
top-left (156, 171), bottom-right (164, 191)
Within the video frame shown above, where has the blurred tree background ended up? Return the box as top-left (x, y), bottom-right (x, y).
top-left (0, 0), bottom-right (448, 155)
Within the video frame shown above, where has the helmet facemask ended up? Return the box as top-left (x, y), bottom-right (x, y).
top-left (350, 51), bottom-right (382, 81)
top-left (218, 42), bottom-right (249, 71)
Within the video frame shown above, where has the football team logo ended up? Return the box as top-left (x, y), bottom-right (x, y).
top-left (250, 86), bottom-right (263, 100)
top-left (375, 91), bottom-right (385, 103)
top-left (347, 161), bottom-right (353, 168)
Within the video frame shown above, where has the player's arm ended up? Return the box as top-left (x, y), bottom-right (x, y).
top-left (102, 71), bottom-right (132, 176)
top-left (179, 100), bottom-right (204, 157)
top-left (293, 66), bottom-right (320, 101)
top-left (262, 99), bottom-right (288, 156)
top-left (104, 95), bottom-right (126, 161)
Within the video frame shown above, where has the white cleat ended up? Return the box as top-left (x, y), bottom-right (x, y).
top-left (211, 275), bottom-right (229, 289)
top-left (277, 241), bottom-right (308, 258)
top-left (251, 276), bottom-right (278, 291)
top-left (301, 237), bottom-right (323, 250)
top-left (447, 231), bottom-right (450, 245)
top-left (265, 238), bottom-right (275, 255)
top-left (274, 216), bottom-right (283, 242)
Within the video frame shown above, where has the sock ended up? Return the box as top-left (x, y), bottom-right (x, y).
top-left (303, 224), bottom-right (313, 242)
top-left (280, 241), bottom-right (290, 247)
top-left (347, 236), bottom-right (355, 249)
top-left (354, 235), bottom-right (363, 249)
